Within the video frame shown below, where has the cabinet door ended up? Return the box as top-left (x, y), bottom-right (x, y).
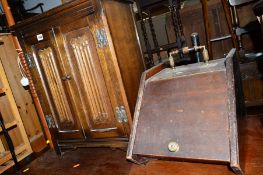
top-left (60, 26), bottom-right (126, 138)
top-left (32, 39), bottom-right (84, 139)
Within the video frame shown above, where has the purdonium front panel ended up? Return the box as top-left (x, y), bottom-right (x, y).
top-left (127, 49), bottom-right (245, 175)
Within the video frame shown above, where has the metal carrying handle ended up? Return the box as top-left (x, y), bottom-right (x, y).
top-left (169, 45), bottom-right (210, 69)
top-left (169, 32), bottom-right (210, 69)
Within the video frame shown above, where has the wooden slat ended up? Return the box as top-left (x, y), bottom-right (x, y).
top-left (0, 160), bottom-right (13, 174)
top-left (0, 121), bottom-right (17, 133)
top-left (0, 88), bottom-right (5, 94)
top-left (0, 58), bottom-right (33, 173)
top-left (245, 100), bottom-right (263, 107)
top-left (0, 149), bottom-right (31, 174)
top-left (0, 59), bottom-right (32, 153)
top-left (0, 144), bottom-right (26, 165)
top-left (0, 34), bottom-right (46, 152)
top-left (0, 141), bottom-right (5, 154)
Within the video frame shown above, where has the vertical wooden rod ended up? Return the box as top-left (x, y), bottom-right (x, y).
top-left (0, 0), bottom-right (54, 149)
top-left (221, 0), bottom-right (239, 50)
top-left (148, 11), bottom-right (162, 63)
top-left (200, 0), bottom-right (213, 59)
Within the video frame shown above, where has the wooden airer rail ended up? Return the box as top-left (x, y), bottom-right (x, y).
top-left (0, 58), bottom-right (32, 174)
top-left (0, 0), bottom-right (53, 148)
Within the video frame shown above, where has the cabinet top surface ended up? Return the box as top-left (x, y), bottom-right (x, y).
top-left (12, 0), bottom-right (134, 32)
top-left (12, 0), bottom-right (94, 31)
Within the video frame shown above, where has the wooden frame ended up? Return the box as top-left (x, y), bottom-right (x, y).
top-left (0, 59), bottom-right (32, 174)
top-left (0, 34), bottom-right (46, 153)
top-left (12, 0), bottom-right (144, 154)
top-left (127, 49), bottom-right (244, 175)
top-left (61, 0), bottom-right (72, 4)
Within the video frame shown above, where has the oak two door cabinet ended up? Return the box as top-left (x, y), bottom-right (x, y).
top-left (12, 0), bottom-right (144, 154)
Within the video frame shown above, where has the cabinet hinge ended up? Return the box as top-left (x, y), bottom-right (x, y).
top-left (95, 28), bottom-right (108, 48)
top-left (25, 53), bottom-right (35, 68)
top-left (45, 114), bottom-right (56, 129)
top-left (115, 106), bottom-right (128, 123)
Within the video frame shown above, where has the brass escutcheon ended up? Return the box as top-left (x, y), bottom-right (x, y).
top-left (168, 142), bottom-right (179, 152)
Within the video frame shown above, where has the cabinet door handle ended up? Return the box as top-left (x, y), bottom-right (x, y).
top-left (61, 74), bottom-right (71, 81)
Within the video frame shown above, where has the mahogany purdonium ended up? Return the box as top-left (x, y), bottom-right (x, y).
top-left (127, 49), bottom-right (245, 175)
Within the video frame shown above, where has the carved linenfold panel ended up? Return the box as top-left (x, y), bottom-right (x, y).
top-left (93, 112), bottom-right (109, 124)
top-left (70, 36), bottom-right (111, 125)
top-left (38, 47), bottom-right (74, 124)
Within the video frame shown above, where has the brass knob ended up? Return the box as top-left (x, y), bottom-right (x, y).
top-left (168, 142), bottom-right (179, 152)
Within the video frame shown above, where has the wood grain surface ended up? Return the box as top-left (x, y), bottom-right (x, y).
top-left (7, 114), bottom-right (263, 175)
top-left (0, 34), bottom-right (46, 152)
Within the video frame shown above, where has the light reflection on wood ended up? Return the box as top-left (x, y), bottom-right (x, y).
top-left (38, 47), bottom-right (73, 123)
top-left (71, 36), bottom-right (110, 124)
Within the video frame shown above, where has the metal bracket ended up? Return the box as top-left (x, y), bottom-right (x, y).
top-left (95, 28), bottom-right (108, 48)
top-left (25, 53), bottom-right (35, 68)
top-left (115, 106), bottom-right (128, 123)
top-left (45, 114), bottom-right (56, 128)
